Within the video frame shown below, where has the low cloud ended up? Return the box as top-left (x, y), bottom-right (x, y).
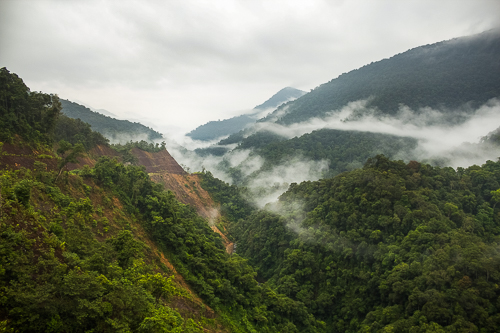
top-left (239, 98), bottom-right (500, 168)
top-left (265, 199), bottom-right (378, 256)
top-left (165, 98), bottom-right (500, 208)
top-left (244, 157), bottom-right (329, 207)
top-left (105, 132), bottom-right (152, 145)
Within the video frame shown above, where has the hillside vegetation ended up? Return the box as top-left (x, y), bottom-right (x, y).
top-left (194, 30), bottom-right (500, 188)
top-left (60, 99), bottom-right (163, 143)
top-left (265, 29), bottom-right (500, 125)
top-left (200, 155), bottom-right (500, 332)
top-left (1, 68), bottom-right (329, 332)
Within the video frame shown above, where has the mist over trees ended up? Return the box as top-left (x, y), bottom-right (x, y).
top-left (264, 29), bottom-right (500, 125)
top-left (2, 27), bottom-right (500, 333)
top-left (209, 155), bottom-right (500, 332)
top-left (60, 99), bottom-right (163, 143)
top-left (186, 87), bottom-right (306, 141)
top-left (190, 29), bottom-right (500, 198)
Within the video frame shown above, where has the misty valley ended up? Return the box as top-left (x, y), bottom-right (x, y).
top-left (1, 29), bottom-right (500, 332)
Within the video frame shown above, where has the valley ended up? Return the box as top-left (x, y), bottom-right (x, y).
top-left (1, 28), bottom-right (500, 332)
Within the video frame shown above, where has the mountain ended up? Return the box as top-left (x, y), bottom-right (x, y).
top-left (92, 108), bottom-right (117, 118)
top-left (1, 69), bottom-right (326, 332)
top-left (263, 29), bottom-right (500, 125)
top-left (186, 114), bottom-right (255, 141)
top-left (253, 86), bottom-right (307, 110)
top-left (186, 87), bottom-right (306, 141)
top-left (194, 30), bottom-right (500, 187)
top-left (60, 99), bottom-right (163, 142)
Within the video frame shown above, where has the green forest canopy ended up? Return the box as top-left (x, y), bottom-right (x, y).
top-left (208, 155), bottom-right (500, 332)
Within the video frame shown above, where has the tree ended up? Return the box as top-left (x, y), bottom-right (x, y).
top-left (55, 140), bottom-right (85, 181)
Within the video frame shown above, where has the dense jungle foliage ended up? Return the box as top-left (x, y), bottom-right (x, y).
top-left (60, 99), bottom-right (163, 142)
top-left (55, 114), bottom-right (110, 150)
top-left (0, 67), bottom-right (110, 151)
top-left (199, 170), bottom-right (256, 222)
top-left (0, 165), bottom-right (211, 332)
top-left (90, 158), bottom-right (325, 332)
top-left (227, 155), bottom-right (500, 332)
top-left (0, 155), bottom-right (326, 332)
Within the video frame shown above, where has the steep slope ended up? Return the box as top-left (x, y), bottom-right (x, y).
top-left (130, 147), bottom-right (185, 174)
top-left (1, 68), bottom-right (330, 332)
top-left (128, 147), bottom-right (234, 251)
top-left (0, 142), bottom-right (326, 332)
top-left (0, 141), bottom-right (119, 173)
top-left (0, 145), bottom-right (226, 332)
top-left (60, 99), bottom-right (163, 142)
top-left (186, 87), bottom-right (306, 141)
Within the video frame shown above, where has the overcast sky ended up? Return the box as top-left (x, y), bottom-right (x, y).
top-left (1, 0), bottom-right (499, 137)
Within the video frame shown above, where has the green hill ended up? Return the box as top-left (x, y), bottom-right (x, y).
top-left (201, 155), bottom-right (500, 332)
top-left (1, 67), bottom-right (326, 333)
top-left (60, 99), bottom-right (163, 142)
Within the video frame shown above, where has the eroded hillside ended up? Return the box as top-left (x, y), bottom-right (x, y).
top-left (0, 140), bottom-right (233, 252)
top-left (130, 148), bottom-right (234, 253)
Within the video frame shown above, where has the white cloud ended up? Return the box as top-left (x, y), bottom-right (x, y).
top-left (1, 0), bottom-right (499, 137)
top-left (175, 98), bottom-right (500, 206)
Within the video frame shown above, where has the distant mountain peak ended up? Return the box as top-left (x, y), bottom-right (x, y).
top-left (253, 87), bottom-right (306, 110)
top-left (186, 87), bottom-right (306, 141)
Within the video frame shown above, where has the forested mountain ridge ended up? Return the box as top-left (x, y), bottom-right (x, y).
top-left (187, 114), bottom-right (256, 141)
top-left (60, 99), bottom-right (163, 142)
top-left (263, 29), bottom-right (500, 125)
top-left (186, 87), bottom-right (305, 141)
top-left (201, 155), bottom-right (500, 332)
top-left (193, 30), bottom-right (500, 190)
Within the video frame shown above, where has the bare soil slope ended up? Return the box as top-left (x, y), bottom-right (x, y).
top-left (130, 148), bottom-right (233, 252)
top-left (131, 147), bottom-right (185, 174)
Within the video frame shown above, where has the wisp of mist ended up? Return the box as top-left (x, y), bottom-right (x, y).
top-left (165, 98), bottom-right (500, 208)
